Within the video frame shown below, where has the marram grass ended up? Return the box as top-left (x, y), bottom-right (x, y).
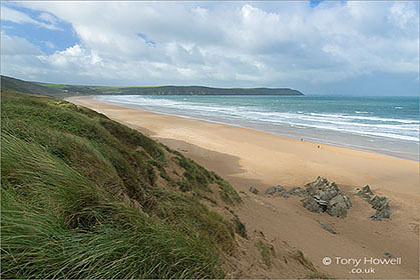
top-left (1, 133), bottom-right (223, 279)
top-left (1, 89), bottom-right (243, 278)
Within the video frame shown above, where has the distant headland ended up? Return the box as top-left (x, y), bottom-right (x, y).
top-left (0, 75), bottom-right (304, 97)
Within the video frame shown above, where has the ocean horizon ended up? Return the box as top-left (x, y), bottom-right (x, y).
top-left (95, 94), bottom-right (420, 161)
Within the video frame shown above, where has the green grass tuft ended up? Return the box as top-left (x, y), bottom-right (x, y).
top-left (254, 239), bottom-right (274, 268)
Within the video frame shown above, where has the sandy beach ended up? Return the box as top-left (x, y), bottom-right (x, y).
top-left (67, 96), bottom-right (419, 279)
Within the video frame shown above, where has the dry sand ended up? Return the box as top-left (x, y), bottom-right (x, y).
top-left (67, 96), bottom-right (419, 279)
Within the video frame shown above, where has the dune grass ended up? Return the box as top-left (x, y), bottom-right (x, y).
top-left (1, 89), bottom-right (243, 278)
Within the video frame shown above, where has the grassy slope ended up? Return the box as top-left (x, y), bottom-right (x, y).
top-left (1, 75), bottom-right (304, 97)
top-left (1, 88), bottom-right (243, 278)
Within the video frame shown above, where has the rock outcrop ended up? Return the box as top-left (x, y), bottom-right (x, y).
top-left (264, 185), bottom-right (284, 195)
top-left (249, 187), bottom-right (259, 194)
top-left (280, 187), bottom-right (305, 198)
top-left (369, 195), bottom-right (391, 221)
top-left (300, 177), bottom-right (352, 218)
top-left (356, 185), bottom-right (374, 199)
top-left (355, 185), bottom-right (391, 221)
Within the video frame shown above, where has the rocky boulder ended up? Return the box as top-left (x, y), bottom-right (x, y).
top-left (280, 187), bottom-right (305, 198)
top-left (249, 187), bottom-right (259, 194)
top-left (328, 194), bottom-right (352, 218)
top-left (369, 196), bottom-right (391, 221)
top-left (300, 176), bottom-right (352, 218)
top-left (264, 185), bottom-right (284, 195)
top-left (355, 185), bottom-right (391, 221)
top-left (356, 185), bottom-right (374, 199)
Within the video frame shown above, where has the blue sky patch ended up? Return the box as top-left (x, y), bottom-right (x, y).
top-left (137, 33), bottom-right (156, 47)
top-left (1, 3), bottom-right (79, 55)
top-left (310, 1), bottom-right (323, 8)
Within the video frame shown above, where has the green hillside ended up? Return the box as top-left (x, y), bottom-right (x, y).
top-left (1, 86), bottom-right (244, 278)
top-left (1, 75), bottom-right (304, 97)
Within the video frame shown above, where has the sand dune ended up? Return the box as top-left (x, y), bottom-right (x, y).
top-left (67, 96), bottom-right (419, 279)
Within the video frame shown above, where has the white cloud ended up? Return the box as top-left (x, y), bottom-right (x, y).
top-left (1, 1), bottom-right (418, 93)
top-left (1, 32), bottom-right (41, 55)
top-left (1, 6), bottom-right (61, 30)
top-left (38, 12), bottom-right (57, 24)
top-left (1, 6), bottom-right (37, 24)
top-left (38, 44), bottom-right (103, 70)
top-left (44, 41), bottom-right (55, 49)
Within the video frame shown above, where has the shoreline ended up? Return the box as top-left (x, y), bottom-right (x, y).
top-left (66, 95), bottom-right (419, 279)
top-left (66, 95), bottom-right (419, 197)
top-left (93, 96), bottom-right (419, 162)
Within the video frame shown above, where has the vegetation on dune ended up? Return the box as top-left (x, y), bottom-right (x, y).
top-left (1, 88), bottom-right (244, 278)
top-left (254, 239), bottom-right (275, 268)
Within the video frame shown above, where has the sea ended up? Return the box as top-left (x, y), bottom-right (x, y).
top-left (94, 95), bottom-right (420, 161)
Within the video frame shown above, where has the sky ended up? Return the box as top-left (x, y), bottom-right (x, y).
top-left (1, 1), bottom-right (419, 95)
